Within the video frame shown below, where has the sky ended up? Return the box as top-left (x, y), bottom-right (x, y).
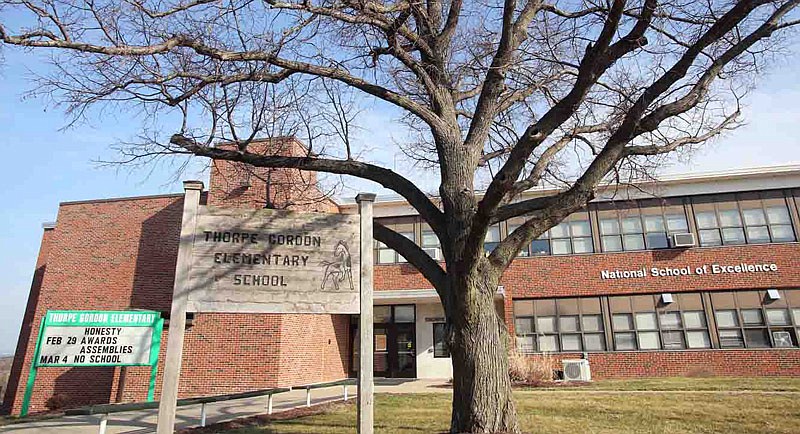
top-left (0, 46), bottom-right (799, 356)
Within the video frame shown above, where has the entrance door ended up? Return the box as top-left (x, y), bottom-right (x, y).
top-left (350, 305), bottom-right (417, 378)
top-left (392, 323), bottom-right (416, 378)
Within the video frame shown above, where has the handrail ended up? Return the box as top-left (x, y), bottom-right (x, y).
top-left (64, 378), bottom-right (356, 425)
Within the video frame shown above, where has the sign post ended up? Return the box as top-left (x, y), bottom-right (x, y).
top-left (157, 180), bottom-right (203, 434)
top-left (356, 193), bottom-right (375, 434)
top-left (20, 310), bottom-right (163, 416)
top-left (156, 180), bottom-right (372, 433)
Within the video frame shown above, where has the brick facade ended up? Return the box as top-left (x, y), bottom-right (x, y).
top-left (4, 152), bottom-right (800, 415)
top-left (2, 139), bottom-right (348, 415)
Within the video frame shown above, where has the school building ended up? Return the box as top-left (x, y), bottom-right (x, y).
top-left (3, 137), bottom-right (800, 415)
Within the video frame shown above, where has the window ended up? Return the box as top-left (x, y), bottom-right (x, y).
top-left (508, 211), bottom-right (593, 257)
top-left (692, 192), bottom-right (796, 247)
top-left (433, 323), bottom-right (450, 358)
top-left (609, 293), bottom-right (710, 351)
top-left (374, 218), bottom-right (415, 264)
top-left (513, 297), bottom-right (605, 353)
top-left (711, 290), bottom-right (799, 349)
top-left (484, 224), bottom-right (501, 253)
top-left (420, 223), bottom-right (442, 261)
top-left (599, 200), bottom-right (689, 252)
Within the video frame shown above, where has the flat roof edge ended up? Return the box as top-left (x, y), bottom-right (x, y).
top-left (59, 192), bottom-right (187, 207)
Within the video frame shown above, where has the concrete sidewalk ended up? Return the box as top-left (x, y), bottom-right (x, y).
top-left (0, 385), bottom-right (353, 434)
top-left (0, 380), bottom-right (452, 434)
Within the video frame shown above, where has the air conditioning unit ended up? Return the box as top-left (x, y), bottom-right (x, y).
top-left (424, 248), bottom-right (441, 260)
top-left (562, 359), bottom-right (591, 382)
top-left (772, 331), bottom-right (794, 347)
top-left (671, 233), bottom-right (695, 248)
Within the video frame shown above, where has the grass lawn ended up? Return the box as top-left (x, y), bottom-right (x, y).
top-left (210, 378), bottom-right (800, 434)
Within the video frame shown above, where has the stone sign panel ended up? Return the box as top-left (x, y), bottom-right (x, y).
top-left (186, 206), bottom-right (361, 314)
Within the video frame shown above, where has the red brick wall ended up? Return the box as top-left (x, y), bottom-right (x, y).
top-left (506, 243), bottom-right (800, 299)
top-left (207, 138), bottom-right (338, 213)
top-left (374, 242), bottom-right (800, 380)
top-left (4, 195), bottom-right (185, 414)
top-left (2, 228), bottom-right (54, 414)
top-left (544, 350), bottom-right (800, 379)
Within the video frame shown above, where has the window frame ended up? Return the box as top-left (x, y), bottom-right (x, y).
top-left (609, 294), bottom-right (711, 351)
top-left (513, 297), bottom-right (605, 354)
top-left (691, 192), bottom-right (797, 247)
top-left (711, 290), bottom-right (799, 349)
top-left (432, 323), bottom-right (450, 358)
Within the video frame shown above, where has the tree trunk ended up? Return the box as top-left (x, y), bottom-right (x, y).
top-left (448, 268), bottom-right (518, 434)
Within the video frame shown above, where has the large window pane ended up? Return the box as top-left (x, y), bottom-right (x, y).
top-left (612, 314), bottom-right (634, 331)
top-left (687, 331), bottom-right (711, 348)
top-left (514, 318), bottom-right (533, 334)
top-left (683, 311), bottom-right (707, 329)
top-left (571, 220), bottom-right (592, 237)
top-left (635, 313), bottom-right (658, 330)
top-left (742, 208), bottom-right (767, 226)
top-left (766, 309), bottom-right (791, 326)
top-left (538, 335), bottom-right (558, 352)
top-left (600, 219), bottom-right (620, 235)
top-left (602, 235), bottom-right (623, 252)
top-left (561, 334), bottom-right (582, 351)
top-left (771, 225), bottom-right (795, 242)
top-left (584, 334), bottom-right (606, 351)
top-left (741, 309), bottom-right (764, 326)
top-left (719, 209), bottom-right (743, 227)
top-left (719, 330), bottom-right (744, 348)
top-left (551, 239), bottom-right (572, 255)
top-left (638, 331), bottom-right (660, 350)
top-left (517, 336), bottom-right (535, 353)
top-left (559, 316), bottom-right (579, 332)
top-left (374, 306), bottom-right (392, 323)
top-left (550, 223), bottom-right (570, 238)
top-left (645, 233), bottom-right (669, 249)
top-left (746, 226), bottom-right (770, 243)
top-left (582, 315), bottom-right (603, 332)
top-left (666, 214), bottom-right (689, 232)
top-left (699, 229), bottom-right (722, 246)
top-left (766, 206), bottom-right (791, 224)
top-left (394, 305), bottom-right (415, 323)
top-left (378, 249), bottom-right (396, 264)
top-left (660, 312), bottom-right (683, 329)
top-left (744, 329), bottom-right (770, 348)
top-left (622, 234), bottom-right (645, 250)
top-left (644, 215), bottom-right (665, 232)
top-left (715, 310), bottom-right (739, 328)
top-left (722, 227), bottom-right (746, 244)
top-left (530, 239), bottom-right (550, 255)
top-left (621, 217), bottom-right (643, 234)
top-left (614, 333), bottom-right (636, 350)
top-left (433, 323), bottom-right (450, 358)
top-left (662, 331), bottom-right (685, 349)
top-left (572, 237), bottom-right (594, 254)
top-left (695, 211), bottom-right (718, 229)
top-left (536, 316), bottom-right (557, 333)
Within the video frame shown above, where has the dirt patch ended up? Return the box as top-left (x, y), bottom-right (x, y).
top-left (177, 401), bottom-right (353, 434)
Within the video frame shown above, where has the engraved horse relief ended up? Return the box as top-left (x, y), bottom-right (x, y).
top-left (321, 240), bottom-right (355, 291)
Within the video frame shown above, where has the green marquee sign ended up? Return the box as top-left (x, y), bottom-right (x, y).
top-left (21, 310), bottom-right (164, 416)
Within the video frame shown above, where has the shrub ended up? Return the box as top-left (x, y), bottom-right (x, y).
top-left (508, 349), bottom-right (555, 385)
top-left (45, 394), bottom-right (72, 411)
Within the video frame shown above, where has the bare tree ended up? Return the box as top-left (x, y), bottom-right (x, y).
top-left (2, 0), bottom-right (798, 432)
